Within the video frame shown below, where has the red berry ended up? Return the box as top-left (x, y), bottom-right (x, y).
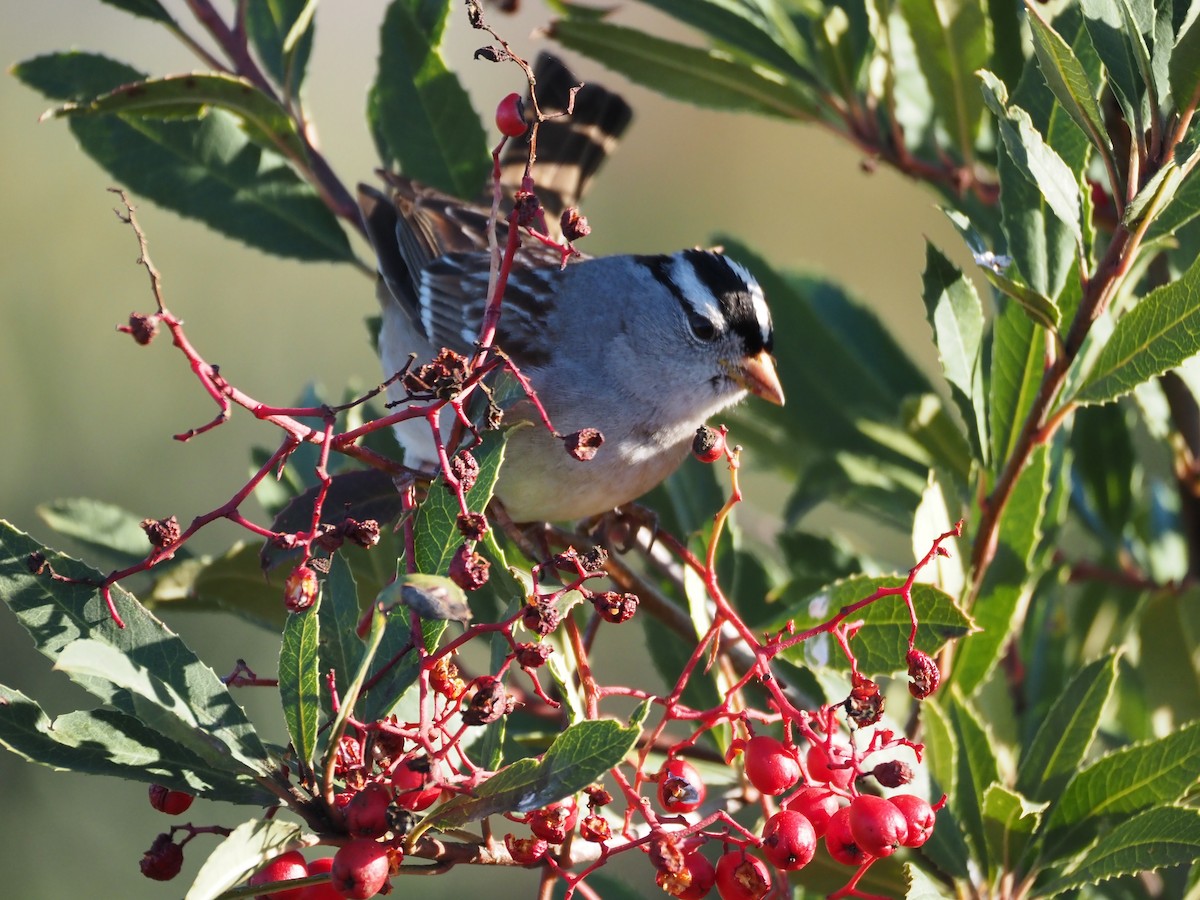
top-left (248, 850), bottom-right (309, 900)
top-left (330, 840), bottom-right (391, 899)
top-left (344, 782), bottom-right (392, 838)
top-left (528, 800), bottom-right (578, 843)
top-left (299, 857), bottom-right (341, 900)
top-left (284, 564), bottom-right (319, 612)
top-left (148, 783), bottom-right (194, 815)
top-left (784, 786), bottom-right (841, 838)
top-left (139, 833), bottom-right (184, 881)
top-left (760, 810), bottom-right (816, 871)
top-left (658, 850), bottom-right (716, 899)
top-left (741, 735), bottom-right (800, 795)
top-left (692, 425), bottom-right (726, 463)
top-left (657, 758), bottom-right (707, 814)
top-left (889, 794), bottom-right (936, 847)
top-left (806, 742), bottom-right (854, 788)
top-left (505, 834), bottom-right (549, 866)
top-left (825, 807), bottom-right (871, 866)
top-left (848, 794), bottom-right (909, 858)
top-left (391, 757), bottom-right (442, 811)
top-left (714, 850), bottom-right (771, 900)
top-left (495, 92), bottom-right (527, 137)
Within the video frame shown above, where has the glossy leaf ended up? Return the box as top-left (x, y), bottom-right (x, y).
top-left (99, 0), bottom-right (175, 25)
top-left (920, 699), bottom-right (974, 880)
top-left (897, 0), bottom-right (989, 162)
top-left (1042, 806), bottom-right (1200, 896)
top-left (185, 817), bottom-right (314, 900)
top-left (318, 555), bottom-right (365, 720)
top-left (1075, 253), bottom-right (1200, 404)
top-left (369, 0), bottom-right (489, 198)
top-left (921, 243), bottom-right (987, 462)
top-left (1018, 653), bottom-right (1117, 803)
top-left (427, 713), bottom-right (644, 829)
top-left (245, 0), bottom-right (316, 91)
top-left (1078, 0), bottom-right (1148, 134)
top-left (1146, 166), bottom-right (1200, 241)
top-left (949, 690), bottom-right (1000, 865)
top-left (904, 862), bottom-right (956, 899)
top-left (192, 542), bottom-right (289, 631)
top-left (12, 52), bottom-right (354, 262)
top-left (989, 298), bottom-right (1044, 468)
top-left (768, 576), bottom-right (972, 675)
top-left (982, 784), bottom-right (1046, 875)
top-left (0, 523), bottom-right (271, 774)
top-left (1171, 12), bottom-right (1200, 113)
top-left (279, 599), bottom-right (321, 769)
top-left (549, 18), bottom-right (820, 119)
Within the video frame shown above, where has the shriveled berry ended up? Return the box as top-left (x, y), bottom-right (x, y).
top-left (330, 839), bottom-right (391, 899)
top-left (907, 649), bottom-right (941, 699)
top-left (825, 807), bottom-right (870, 866)
top-left (461, 676), bottom-right (513, 725)
top-left (657, 850), bottom-right (716, 899)
top-left (495, 92), bottom-right (527, 137)
top-left (523, 601), bottom-right (561, 636)
top-left (714, 850), bottom-right (771, 900)
top-left (299, 857), bottom-right (341, 900)
top-left (248, 850), bottom-right (309, 900)
top-left (741, 735), bottom-right (800, 795)
top-left (657, 757), bottom-right (706, 814)
top-left (845, 673), bottom-right (885, 727)
top-left (692, 425), bottom-right (726, 463)
top-left (561, 207), bottom-right (591, 242)
top-left (564, 428), bottom-right (604, 461)
top-left (148, 783), bottom-right (194, 815)
top-left (784, 786), bottom-right (841, 838)
top-left (515, 642), bottom-right (554, 668)
top-left (806, 742), bottom-right (854, 788)
top-left (122, 311), bottom-right (159, 345)
top-left (505, 833), bottom-right (548, 865)
top-left (284, 565), bottom-right (320, 612)
top-left (140, 833), bottom-right (184, 881)
top-left (528, 800), bottom-right (578, 843)
top-left (871, 760), bottom-right (914, 788)
top-left (848, 794), bottom-right (908, 858)
top-left (579, 812), bottom-right (611, 842)
top-left (448, 543), bottom-right (490, 591)
top-left (345, 782), bottom-right (392, 838)
top-left (140, 516), bottom-right (181, 549)
top-left (592, 590), bottom-right (639, 624)
top-left (760, 809), bottom-right (816, 871)
top-left (392, 757), bottom-right (442, 812)
top-left (889, 794), bottom-right (936, 847)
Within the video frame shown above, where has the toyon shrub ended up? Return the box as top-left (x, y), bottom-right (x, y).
top-left (5, 0), bottom-right (1200, 898)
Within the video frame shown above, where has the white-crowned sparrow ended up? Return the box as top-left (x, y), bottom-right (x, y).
top-left (358, 56), bottom-right (784, 522)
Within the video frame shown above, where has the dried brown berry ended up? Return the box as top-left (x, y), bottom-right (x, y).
top-left (456, 512), bottom-right (488, 541)
top-left (466, 0), bottom-right (484, 27)
top-left (122, 312), bottom-right (159, 345)
top-left (513, 190), bottom-right (541, 227)
top-left (448, 544), bottom-right (490, 592)
top-left (872, 760), bottom-right (915, 788)
top-left (140, 515), bottom-right (181, 549)
top-left (403, 348), bottom-right (468, 399)
top-left (139, 833), bottom-right (183, 881)
top-left (449, 450), bottom-right (480, 493)
top-left (515, 642), bottom-right (554, 669)
top-left (585, 786), bottom-right (613, 808)
top-left (462, 676), bottom-right (513, 726)
top-left (845, 673), bottom-right (885, 728)
top-left (561, 207), bottom-right (591, 242)
top-left (579, 813), bottom-right (611, 842)
top-left (25, 551), bottom-right (47, 574)
top-left (907, 649), bottom-right (941, 699)
top-left (563, 428), bottom-right (603, 461)
top-left (343, 518), bottom-right (381, 549)
top-left (592, 591), bottom-right (639, 624)
top-left (522, 601), bottom-right (561, 636)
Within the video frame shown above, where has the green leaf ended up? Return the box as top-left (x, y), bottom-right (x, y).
top-left (192, 542), bottom-right (289, 630)
top-left (319, 555), bottom-right (365, 720)
top-left (1042, 806), bottom-right (1200, 896)
top-left (185, 818), bottom-right (314, 900)
top-left (1018, 654), bottom-right (1118, 802)
top-left (280, 600), bottom-right (322, 770)
top-left (414, 430), bottom-right (505, 576)
top-left (989, 298), bottom-right (1044, 468)
top-left (921, 243), bottom-right (987, 462)
top-left (1171, 13), bottom-right (1200, 114)
top-left (982, 784), bottom-right (1047, 876)
top-left (949, 690), bottom-right (1001, 865)
top-left (99, 0), bottom-right (175, 25)
top-left (897, 0), bottom-right (989, 162)
top-left (904, 861), bottom-right (957, 898)
top-left (1026, 1), bottom-right (1116, 167)
top-left (634, 0), bottom-right (812, 76)
top-left (920, 699), bottom-right (975, 879)
top-left (245, 0), bottom-right (316, 92)
top-left (0, 522), bottom-right (272, 773)
top-left (1041, 720), bottom-right (1200, 862)
top-left (549, 18), bottom-right (820, 118)
top-left (1070, 403), bottom-right (1135, 543)
top-left (37, 498), bottom-right (178, 565)
top-left (950, 443), bottom-right (1049, 694)
top-left (12, 52), bottom-right (353, 263)
top-left (427, 715), bottom-right (642, 829)
top-left (768, 576), bottom-right (972, 675)
top-left (1078, 0), bottom-right (1148, 136)
top-left (1075, 253), bottom-right (1200, 404)
top-left (368, 0), bottom-right (490, 198)
top-left (0, 686), bottom-right (270, 803)
top-left (1146, 166), bottom-right (1200, 241)
top-left (979, 70), bottom-right (1082, 244)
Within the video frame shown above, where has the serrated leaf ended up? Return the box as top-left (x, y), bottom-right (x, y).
top-left (0, 687), bottom-right (269, 803)
top-left (1018, 653), bottom-right (1117, 802)
top-left (950, 443), bottom-right (1048, 693)
top-left (37, 497), bottom-right (174, 565)
top-left (897, 0), bottom-right (990, 162)
top-left (427, 716), bottom-right (642, 829)
top-left (1026, 2), bottom-right (1116, 166)
top-left (99, 0), bottom-right (175, 24)
top-left (245, 0), bottom-right (316, 92)
top-left (549, 18), bottom-right (820, 118)
top-left (920, 699), bottom-right (975, 879)
top-left (1043, 806), bottom-right (1200, 895)
top-left (949, 690), bottom-right (1001, 865)
top-left (0, 523), bottom-right (271, 773)
top-left (904, 861), bottom-right (956, 898)
top-left (1075, 253), bottom-right (1200, 404)
top-left (12, 52), bottom-right (353, 263)
top-left (185, 817), bottom-right (314, 900)
top-left (990, 298), bottom-right (1045, 467)
top-left (1041, 720), bottom-right (1200, 862)
top-left (980, 70), bottom-right (1082, 244)
top-left (768, 576), bottom-right (972, 675)
top-left (922, 243), bottom-right (987, 462)
top-left (280, 599), bottom-right (321, 769)
top-left (634, 0), bottom-right (812, 76)
top-left (368, 0), bottom-right (490, 197)
top-left (982, 784), bottom-right (1047, 875)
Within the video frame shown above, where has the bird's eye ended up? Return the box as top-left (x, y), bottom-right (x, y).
top-left (687, 313), bottom-right (718, 341)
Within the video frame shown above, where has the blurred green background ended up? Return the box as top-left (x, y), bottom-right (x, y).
top-left (1, 2), bottom-right (960, 896)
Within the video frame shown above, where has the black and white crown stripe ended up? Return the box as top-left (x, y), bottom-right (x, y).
top-left (638, 251), bottom-right (774, 356)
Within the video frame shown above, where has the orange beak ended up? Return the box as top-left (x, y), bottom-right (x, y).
top-left (729, 350), bottom-right (785, 406)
